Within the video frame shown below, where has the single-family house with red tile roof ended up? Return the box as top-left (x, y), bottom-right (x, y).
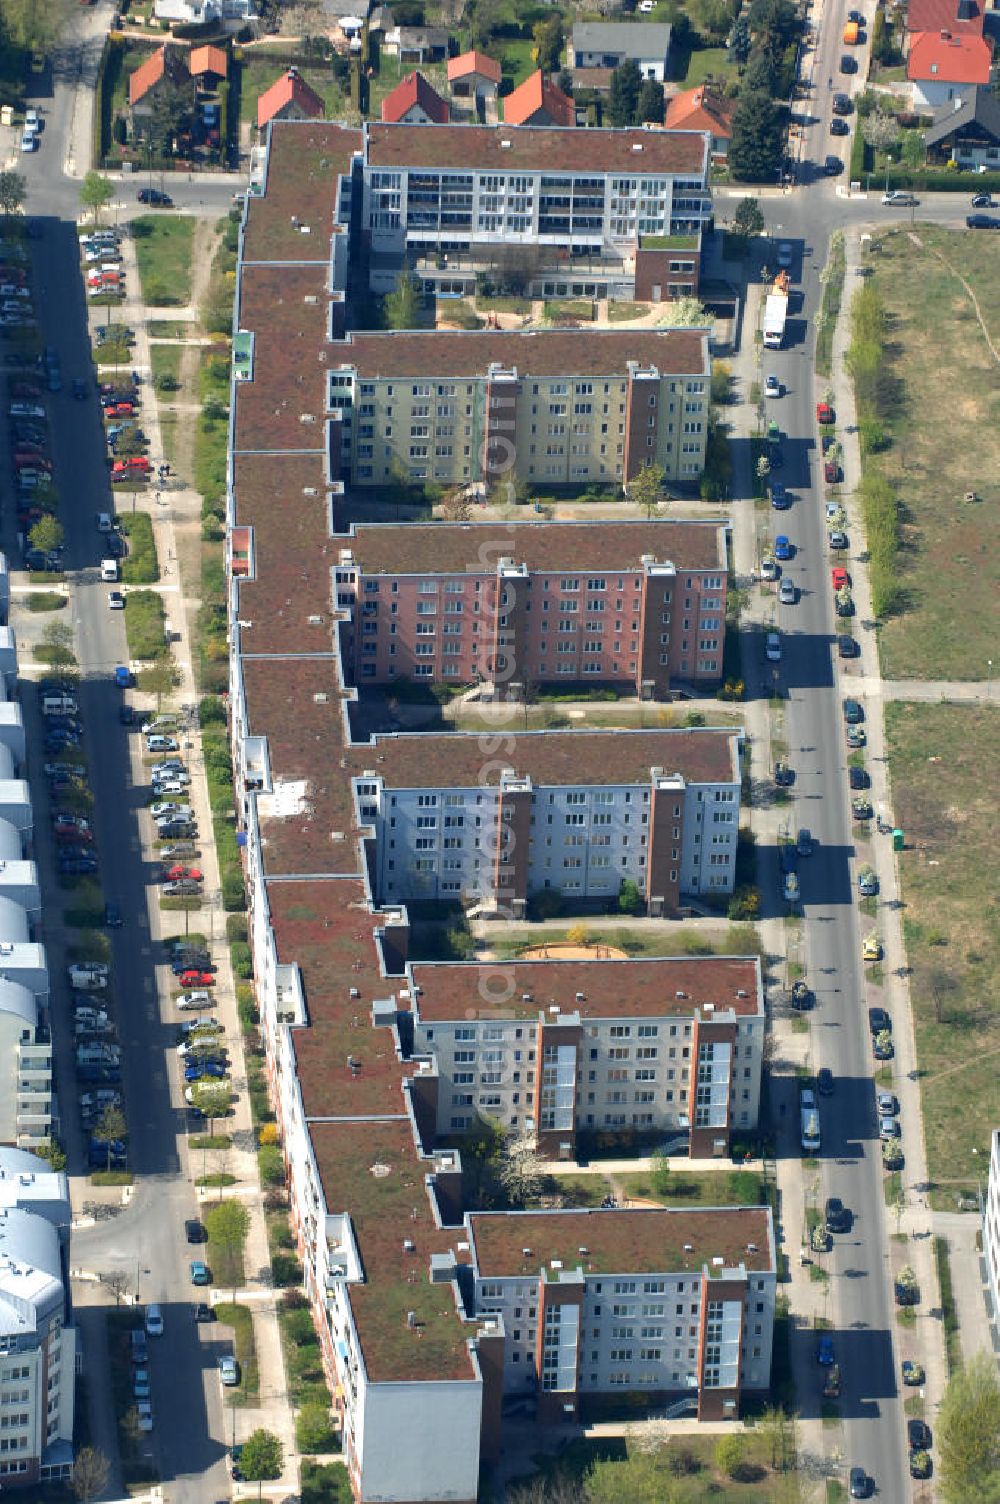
top-left (907, 29), bottom-right (992, 108)
top-left (257, 67), bottom-right (326, 131)
top-left (447, 50), bottom-right (502, 100)
top-left (663, 85), bottom-right (734, 159)
top-left (128, 45), bottom-right (193, 136)
top-left (907, 0), bottom-right (984, 39)
top-left (380, 71), bottom-right (449, 125)
top-left (502, 70), bottom-right (575, 128)
top-left (189, 45), bottom-right (229, 85)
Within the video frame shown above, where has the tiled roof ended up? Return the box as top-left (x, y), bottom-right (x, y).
top-left (907, 0), bottom-right (984, 36)
top-left (344, 519), bottom-right (727, 577)
top-left (129, 46), bottom-right (189, 106)
top-left (447, 50), bottom-right (502, 84)
top-left (349, 726), bottom-right (740, 792)
top-left (502, 70), bottom-right (575, 128)
top-left (411, 954), bottom-right (763, 1022)
top-left (907, 31), bottom-right (991, 83)
top-left (381, 70), bottom-right (450, 125)
top-left (364, 121), bottom-right (707, 175)
top-left (189, 44), bottom-right (228, 78)
top-left (663, 86), bottom-right (733, 139)
top-left (336, 327), bottom-right (709, 379)
top-left (925, 83), bottom-right (1000, 144)
top-left (257, 69), bottom-right (326, 129)
top-left (240, 121), bottom-right (360, 265)
top-left (468, 1206), bottom-right (774, 1278)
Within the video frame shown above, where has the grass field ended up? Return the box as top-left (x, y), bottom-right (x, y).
top-left (681, 46), bottom-right (740, 88)
top-left (865, 226), bottom-right (1000, 678)
top-left (132, 215), bottom-right (194, 307)
top-left (212, 1302), bottom-right (259, 1404)
top-left (885, 702), bottom-right (1000, 1204)
top-left (487, 922), bottom-right (764, 962)
top-left (149, 344), bottom-right (182, 386)
top-left (548, 1166), bottom-right (767, 1208)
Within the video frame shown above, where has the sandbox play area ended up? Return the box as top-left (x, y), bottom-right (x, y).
top-left (518, 942), bottom-right (628, 961)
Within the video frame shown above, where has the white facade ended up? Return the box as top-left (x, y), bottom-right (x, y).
top-left (365, 157), bottom-right (710, 264)
top-left (0, 981), bottom-right (52, 1149)
top-left (154, 0), bottom-right (255, 21)
top-left (360, 769), bottom-right (739, 907)
top-left (414, 1007), bottom-right (764, 1140)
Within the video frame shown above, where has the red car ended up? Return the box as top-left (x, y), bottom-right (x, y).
top-left (178, 970), bottom-right (215, 988)
top-left (112, 456), bottom-right (150, 476)
top-left (824, 460), bottom-right (840, 484)
top-left (831, 567), bottom-right (850, 591)
top-left (816, 401), bottom-right (835, 425)
top-left (105, 403), bottom-right (135, 420)
top-left (54, 824), bottom-right (93, 844)
top-left (163, 864), bottom-right (204, 882)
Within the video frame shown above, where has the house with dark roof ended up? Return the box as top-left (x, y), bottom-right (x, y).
top-left (502, 69), bottom-right (575, 128)
top-left (127, 45), bottom-right (193, 138)
top-left (447, 49), bottom-right (502, 101)
top-left (924, 83), bottom-right (1000, 165)
top-left (256, 67), bottom-right (326, 131)
top-left (907, 29), bottom-right (992, 108)
top-left (663, 85), bottom-right (734, 159)
top-left (380, 70), bottom-right (449, 125)
top-left (382, 24), bottom-right (449, 63)
top-left (570, 21), bottom-right (673, 81)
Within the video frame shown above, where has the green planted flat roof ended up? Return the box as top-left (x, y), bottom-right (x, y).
top-left (641, 234), bottom-right (700, 250)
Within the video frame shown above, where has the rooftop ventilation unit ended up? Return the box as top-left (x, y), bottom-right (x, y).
top-left (500, 139), bottom-right (512, 149)
top-left (736, 988), bottom-right (748, 998)
top-left (308, 615), bottom-right (323, 625)
top-left (575, 991), bottom-right (585, 1001)
top-left (313, 692), bottom-right (328, 703)
top-left (521, 1247), bottom-right (532, 1257)
top-left (683, 1243), bottom-right (693, 1252)
top-left (403, 1239), bottom-right (415, 1253)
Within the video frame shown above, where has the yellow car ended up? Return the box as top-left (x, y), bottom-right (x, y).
top-left (30, 52), bottom-right (44, 74)
top-left (862, 933), bottom-right (882, 961)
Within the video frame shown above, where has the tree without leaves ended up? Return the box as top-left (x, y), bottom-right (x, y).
top-left (938, 1350), bottom-right (1000, 1503)
top-left (72, 1446), bottom-right (110, 1504)
top-left (80, 171), bottom-right (114, 226)
top-left (729, 90), bottom-right (784, 182)
top-left (104, 1268), bottom-right (132, 1306)
top-left (28, 515), bottom-right (64, 556)
top-left (496, 1132), bottom-right (545, 1207)
top-left (657, 295), bottom-right (709, 328)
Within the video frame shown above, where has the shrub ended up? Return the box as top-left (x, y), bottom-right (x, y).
top-left (271, 1252), bottom-right (303, 1287)
top-left (296, 1403), bottom-right (337, 1455)
top-left (258, 1145), bottom-right (285, 1186)
top-left (237, 987), bottom-right (259, 1033)
top-left (281, 1287), bottom-right (308, 1311)
top-left (230, 940), bottom-right (253, 979)
top-left (258, 1122), bottom-right (280, 1147)
top-left (226, 913), bottom-right (248, 944)
top-left (120, 513), bottom-right (160, 585)
top-left (199, 694), bottom-right (226, 726)
top-left (283, 1307), bottom-right (317, 1344)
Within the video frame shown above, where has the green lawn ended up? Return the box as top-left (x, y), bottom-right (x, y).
top-left (526, 1430), bottom-right (800, 1499)
top-left (547, 1166), bottom-right (768, 1209)
top-left (212, 1302), bottom-right (259, 1404)
top-left (862, 226), bottom-right (1000, 678)
top-left (132, 215), bottom-right (194, 307)
top-left (123, 589), bottom-right (168, 660)
top-left (681, 46), bottom-right (740, 89)
top-left (149, 344), bottom-right (182, 386)
top-left (237, 57), bottom-right (340, 127)
top-left (885, 702), bottom-right (1000, 1205)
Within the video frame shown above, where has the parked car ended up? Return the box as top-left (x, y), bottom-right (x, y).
top-left (218, 1355), bottom-right (240, 1386)
top-left (858, 866), bottom-right (878, 895)
top-left (779, 576), bottom-right (796, 605)
top-left (189, 1260), bottom-right (211, 1286)
top-left (774, 534), bottom-right (792, 561)
top-left (966, 213), bottom-right (1000, 229)
top-left (816, 1335), bottom-right (835, 1366)
top-left (816, 401), bottom-right (835, 425)
top-left (147, 735), bottom-right (179, 752)
top-left (178, 970), bottom-right (215, 988)
top-left (825, 1197), bottom-right (850, 1233)
top-left (764, 374), bottom-right (781, 398)
top-left (830, 117), bottom-right (850, 135)
top-left (137, 188), bottom-right (173, 207)
top-left (164, 878), bottom-right (203, 897)
top-left (843, 698), bottom-right (864, 724)
top-left (882, 190), bottom-right (918, 206)
top-left (176, 991), bottom-right (214, 1011)
top-left (765, 631), bottom-right (781, 662)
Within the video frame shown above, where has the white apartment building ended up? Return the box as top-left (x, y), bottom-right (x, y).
top-left (466, 1205), bottom-right (776, 1422)
top-left (0, 1149), bottom-right (74, 1488)
top-left (407, 954), bottom-right (764, 1157)
top-left (0, 980), bottom-right (52, 1150)
top-left (353, 726), bottom-right (741, 915)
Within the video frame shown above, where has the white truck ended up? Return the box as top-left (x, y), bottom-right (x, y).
top-left (763, 291), bottom-right (789, 349)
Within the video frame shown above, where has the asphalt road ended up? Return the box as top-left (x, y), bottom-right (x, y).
top-left (752, 213), bottom-right (908, 1496)
top-left (16, 11), bottom-right (232, 1500)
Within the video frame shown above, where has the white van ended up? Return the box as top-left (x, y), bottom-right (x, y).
top-left (43, 694), bottom-right (77, 716)
top-left (101, 558), bottom-right (119, 582)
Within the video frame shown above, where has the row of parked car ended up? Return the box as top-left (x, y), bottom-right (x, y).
top-left (80, 225), bottom-right (126, 304)
top-left (64, 958), bottom-right (128, 1170)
